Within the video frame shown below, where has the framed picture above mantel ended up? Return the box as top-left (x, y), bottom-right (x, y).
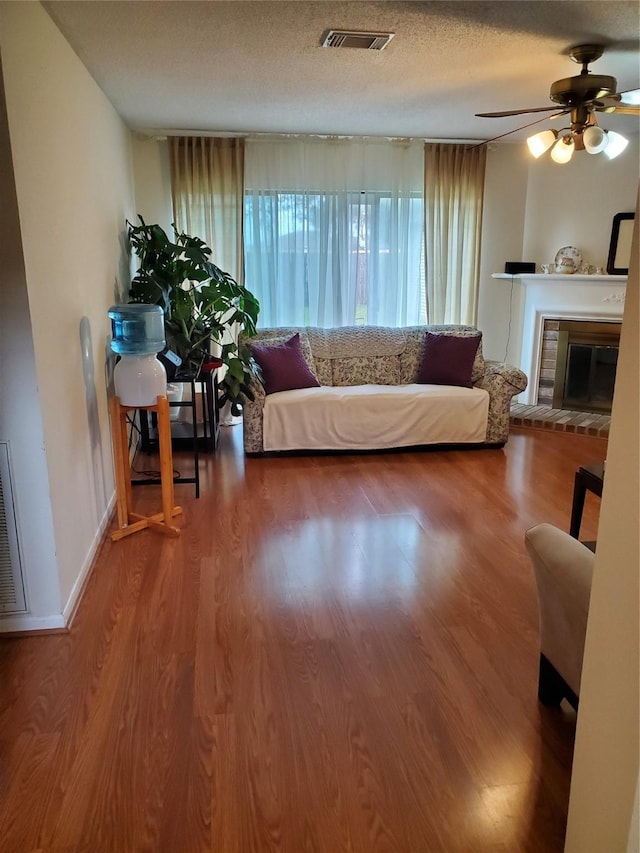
top-left (607, 211), bottom-right (635, 275)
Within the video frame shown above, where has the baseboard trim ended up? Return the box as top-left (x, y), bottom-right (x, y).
top-left (0, 491), bottom-right (117, 636)
top-left (62, 491), bottom-right (117, 628)
top-left (0, 613), bottom-right (67, 634)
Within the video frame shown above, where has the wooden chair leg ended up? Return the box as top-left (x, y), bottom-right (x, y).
top-left (538, 654), bottom-right (579, 710)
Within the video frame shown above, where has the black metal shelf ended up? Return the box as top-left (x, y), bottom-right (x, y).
top-left (133, 371), bottom-right (220, 499)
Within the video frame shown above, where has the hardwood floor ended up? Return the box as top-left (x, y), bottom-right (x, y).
top-left (0, 426), bottom-right (606, 852)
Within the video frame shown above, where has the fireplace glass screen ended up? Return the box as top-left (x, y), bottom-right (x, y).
top-left (553, 321), bottom-right (621, 414)
top-left (564, 344), bottom-right (618, 410)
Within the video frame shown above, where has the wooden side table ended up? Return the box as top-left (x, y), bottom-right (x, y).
top-left (570, 462), bottom-right (604, 540)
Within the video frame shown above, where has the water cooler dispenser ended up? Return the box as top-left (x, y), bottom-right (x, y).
top-left (108, 303), bottom-right (167, 406)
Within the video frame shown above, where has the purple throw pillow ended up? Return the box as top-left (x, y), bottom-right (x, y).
top-left (249, 333), bottom-right (320, 395)
top-left (416, 332), bottom-right (482, 388)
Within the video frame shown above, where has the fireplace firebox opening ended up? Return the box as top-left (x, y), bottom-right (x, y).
top-left (551, 320), bottom-right (621, 414)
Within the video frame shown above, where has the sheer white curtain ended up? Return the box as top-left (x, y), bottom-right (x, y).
top-left (244, 136), bottom-right (425, 328)
top-left (169, 136), bottom-right (245, 282)
top-left (423, 143), bottom-right (486, 325)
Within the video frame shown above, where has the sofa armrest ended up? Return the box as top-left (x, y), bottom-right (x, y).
top-left (525, 523), bottom-right (594, 698)
top-left (480, 360), bottom-right (528, 394)
top-left (241, 374), bottom-right (267, 453)
top-left (477, 361), bottom-right (528, 444)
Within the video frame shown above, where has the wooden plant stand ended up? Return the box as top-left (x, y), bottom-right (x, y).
top-left (109, 395), bottom-right (182, 541)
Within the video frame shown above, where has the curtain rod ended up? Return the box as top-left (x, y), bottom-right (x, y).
top-left (132, 129), bottom-right (486, 146)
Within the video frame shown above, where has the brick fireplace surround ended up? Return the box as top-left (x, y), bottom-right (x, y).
top-left (493, 271), bottom-right (627, 439)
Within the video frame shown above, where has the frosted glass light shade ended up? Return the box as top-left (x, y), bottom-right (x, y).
top-left (527, 129), bottom-right (557, 158)
top-left (550, 135), bottom-right (575, 164)
top-left (604, 131), bottom-right (629, 160)
top-left (583, 125), bottom-right (608, 154)
top-left (114, 354), bottom-right (167, 407)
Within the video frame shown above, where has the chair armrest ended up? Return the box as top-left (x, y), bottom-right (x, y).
top-left (525, 522), bottom-right (594, 696)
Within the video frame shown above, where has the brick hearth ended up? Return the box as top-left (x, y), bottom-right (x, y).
top-left (510, 403), bottom-right (610, 438)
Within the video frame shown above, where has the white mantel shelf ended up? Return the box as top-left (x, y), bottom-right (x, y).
top-left (493, 272), bottom-right (627, 405)
top-left (492, 273), bottom-right (627, 284)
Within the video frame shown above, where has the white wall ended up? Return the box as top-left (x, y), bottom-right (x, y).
top-left (564, 191), bottom-right (639, 852)
top-left (477, 137), bottom-right (639, 368)
top-left (0, 2), bottom-right (136, 627)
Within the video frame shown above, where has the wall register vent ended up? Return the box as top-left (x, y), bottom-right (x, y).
top-left (322, 30), bottom-right (395, 50)
top-left (0, 442), bottom-right (27, 613)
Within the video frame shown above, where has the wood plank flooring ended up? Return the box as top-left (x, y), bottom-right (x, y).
top-left (0, 426), bottom-right (606, 852)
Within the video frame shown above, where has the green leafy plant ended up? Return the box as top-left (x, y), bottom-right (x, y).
top-left (126, 217), bottom-right (260, 414)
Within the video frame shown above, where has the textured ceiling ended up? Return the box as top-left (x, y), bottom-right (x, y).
top-left (43, 1), bottom-right (640, 141)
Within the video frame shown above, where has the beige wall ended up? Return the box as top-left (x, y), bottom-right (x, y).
top-left (477, 138), bottom-right (639, 364)
top-left (477, 143), bottom-right (530, 363)
top-left (131, 134), bottom-right (173, 235)
top-left (564, 191), bottom-right (639, 852)
top-left (0, 58), bottom-right (61, 625)
top-left (523, 140), bottom-right (638, 269)
top-left (132, 134), bottom-right (639, 369)
top-left (0, 2), bottom-right (136, 624)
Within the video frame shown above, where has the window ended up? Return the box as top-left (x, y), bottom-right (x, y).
top-left (244, 189), bottom-right (425, 327)
top-left (243, 137), bottom-right (425, 328)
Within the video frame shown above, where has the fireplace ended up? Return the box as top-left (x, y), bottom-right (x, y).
top-left (537, 319), bottom-right (621, 414)
top-left (492, 271), bottom-right (627, 406)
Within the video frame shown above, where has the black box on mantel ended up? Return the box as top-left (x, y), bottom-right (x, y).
top-left (504, 261), bottom-right (536, 274)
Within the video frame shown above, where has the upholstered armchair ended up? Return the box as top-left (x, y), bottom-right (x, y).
top-left (525, 523), bottom-right (595, 710)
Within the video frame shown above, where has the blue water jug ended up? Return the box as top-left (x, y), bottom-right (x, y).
top-left (109, 304), bottom-right (167, 406)
top-left (108, 303), bottom-right (165, 355)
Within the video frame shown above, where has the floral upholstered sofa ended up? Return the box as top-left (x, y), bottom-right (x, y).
top-left (241, 325), bottom-right (527, 455)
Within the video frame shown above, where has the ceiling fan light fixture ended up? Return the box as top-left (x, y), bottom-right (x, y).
top-left (550, 134), bottom-right (575, 164)
top-left (583, 125), bottom-right (608, 154)
top-left (527, 129), bottom-right (558, 158)
top-left (604, 131), bottom-right (629, 160)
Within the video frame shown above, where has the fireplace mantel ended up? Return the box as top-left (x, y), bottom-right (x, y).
top-left (491, 273), bottom-right (628, 405)
top-left (492, 273), bottom-right (627, 285)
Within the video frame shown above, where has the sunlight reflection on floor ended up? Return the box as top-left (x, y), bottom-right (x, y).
top-left (257, 513), bottom-right (462, 604)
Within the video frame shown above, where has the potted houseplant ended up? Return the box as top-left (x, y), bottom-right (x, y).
top-left (126, 216), bottom-right (260, 414)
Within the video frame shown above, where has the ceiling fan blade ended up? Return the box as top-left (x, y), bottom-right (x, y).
top-left (475, 106), bottom-right (562, 118)
top-left (615, 88), bottom-right (640, 105)
top-left (591, 100), bottom-right (640, 115)
top-left (608, 104), bottom-right (640, 115)
top-left (468, 111), bottom-right (569, 148)
top-left (593, 88), bottom-right (640, 108)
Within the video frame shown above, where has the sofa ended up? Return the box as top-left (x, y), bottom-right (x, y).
top-left (241, 324), bottom-right (528, 455)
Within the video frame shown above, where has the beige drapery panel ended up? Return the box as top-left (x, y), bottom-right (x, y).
top-left (423, 143), bottom-right (486, 325)
top-left (169, 136), bottom-right (245, 283)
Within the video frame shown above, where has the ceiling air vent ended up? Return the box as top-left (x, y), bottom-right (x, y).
top-left (322, 30), bottom-right (395, 51)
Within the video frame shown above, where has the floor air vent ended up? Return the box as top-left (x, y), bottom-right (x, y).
top-left (0, 442), bottom-right (27, 613)
top-left (322, 30), bottom-right (395, 50)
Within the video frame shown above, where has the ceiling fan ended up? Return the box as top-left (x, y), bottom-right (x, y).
top-left (475, 44), bottom-right (640, 162)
